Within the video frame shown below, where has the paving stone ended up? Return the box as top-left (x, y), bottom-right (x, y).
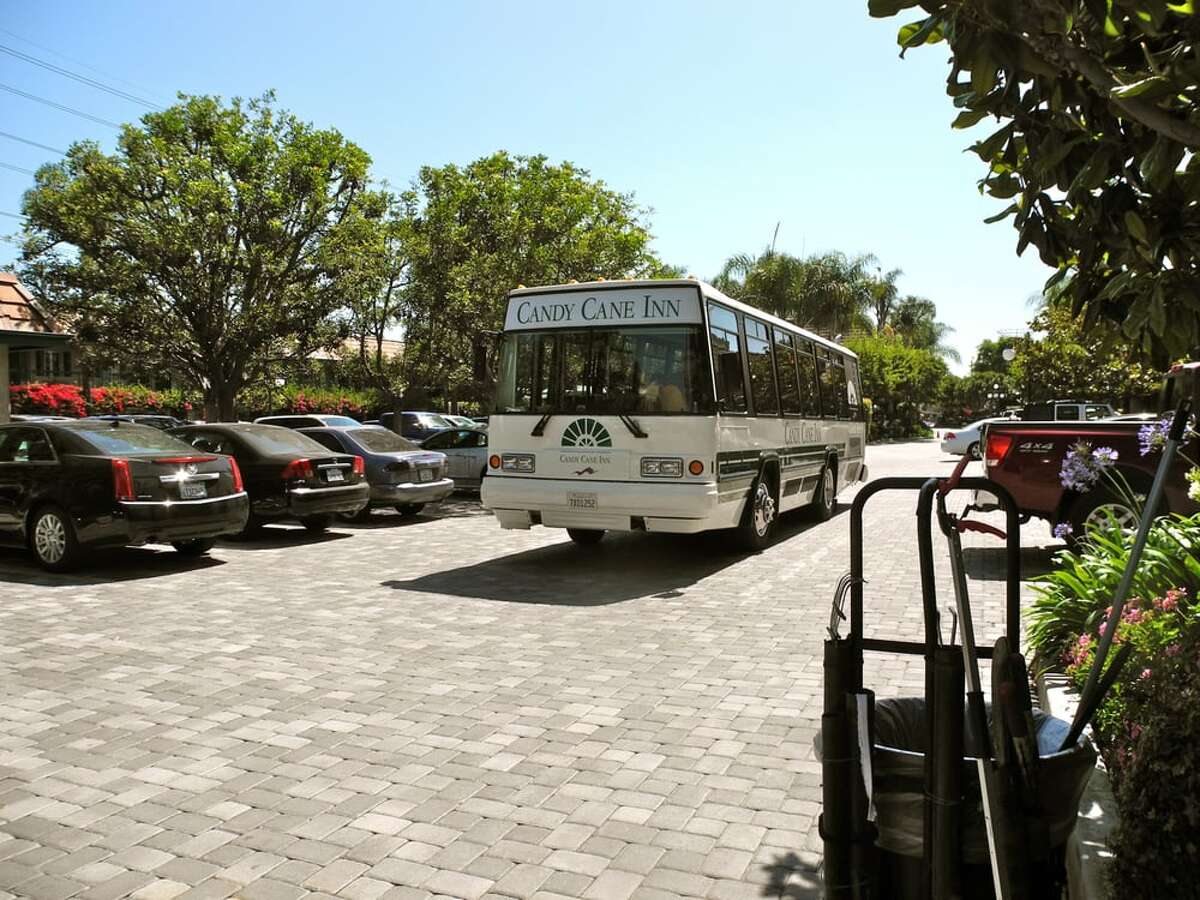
top-left (0, 447), bottom-right (1035, 900)
top-left (423, 869), bottom-right (493, 900)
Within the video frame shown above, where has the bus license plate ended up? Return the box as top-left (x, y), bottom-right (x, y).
top-left (419, 469), bottom-right (433, 482)
top-left (568, 492), bottom-right (598, 510)
top-left (180, 481), bottom-right (207, 500)
top-left (326, 469), bottom-right (345, 483)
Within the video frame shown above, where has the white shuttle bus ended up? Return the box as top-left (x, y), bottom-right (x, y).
top-left (480, 279), bottom-right (867, 549)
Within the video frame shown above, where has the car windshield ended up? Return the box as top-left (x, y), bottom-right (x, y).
top-left (348, 428), bottom-right (420, 453)
top-left (495, 326), bottom-right (715, 414)
top-left (240, 426), bottom-right (338, 456)
top-left (321, 416), bottom-right (361, 427)
top-left (74, 423), bottom-right (197, 456)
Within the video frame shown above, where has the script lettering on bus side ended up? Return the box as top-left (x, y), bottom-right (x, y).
top-left (515, 294), bottom-right (684, 326)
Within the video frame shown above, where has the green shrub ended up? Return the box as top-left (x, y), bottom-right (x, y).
top-left (1107, 629), bottom-right (1200, 899)
top-left (235, 383), bottom-right (381, 420)
top-left (1027, 513), bottom-right (1200, 665)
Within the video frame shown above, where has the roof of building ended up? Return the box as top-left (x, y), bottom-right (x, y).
top-left (309, 337), bottom-right (405, 362)
top-left (0, 273), bottom-right (68, 346)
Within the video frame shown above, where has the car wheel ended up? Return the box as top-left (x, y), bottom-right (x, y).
top-left (737, 472), bottom-right (778, 551)
top-left (809, 465), bottom-right (837, 522)
top-left (968, 441), bottom-right (981, 460)
top-left (567, 528), bottom-right (605, 545)
top-left (172, 538), bottom-right (215, 556)
top-left (29, 505), bottom-right (82, 572)
top-left (1068, 488), bottom-right (1146, 543)
top-left (395, 504), bottom-right (425, 517)
top-left (300, 515), bottom-right (333, 533)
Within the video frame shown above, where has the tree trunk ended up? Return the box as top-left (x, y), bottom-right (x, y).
top-left (204, 377), bottom-right (239, 422)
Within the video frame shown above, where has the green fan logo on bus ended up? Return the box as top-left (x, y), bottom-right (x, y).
top-left (514, 294), bottom-right (684, 326)
top-left (561, 418), bottom-right (613, 448)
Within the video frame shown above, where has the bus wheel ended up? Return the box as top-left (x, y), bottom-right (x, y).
top-left (810, 465), bottom-right (837, 522)
top-left (737, 475), bottom-right (777, 551)
top-left (567, 528), bottom-right (605, 545)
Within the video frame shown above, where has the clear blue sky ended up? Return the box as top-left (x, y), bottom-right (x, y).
top-left (1, 0), bottom-right (1049, 372)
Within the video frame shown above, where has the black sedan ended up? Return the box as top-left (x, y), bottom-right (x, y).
top-left (0, 420), bottom-right (249, 571)
top-left (172, 423), bottom-right (369, 535)
top-left (86, 414), bottom-right (191, 431)
top-left (298, 425), bottom-right (453, 518)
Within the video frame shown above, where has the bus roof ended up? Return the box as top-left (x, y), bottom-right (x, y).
top-left (507, 278), bottom-right (858, 360)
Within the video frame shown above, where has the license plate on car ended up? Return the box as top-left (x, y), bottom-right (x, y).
top-left (179, 481), bottom-right (207, 500)
top-left (568, 492), bottom-right (598, 510)
top-left (419, 468), bottom-right (434, 482)
top-left (326, 469), bottom-right (345, 483)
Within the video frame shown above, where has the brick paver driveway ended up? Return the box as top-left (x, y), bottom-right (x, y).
top-left (0, 441), bottom-right (1056, 900)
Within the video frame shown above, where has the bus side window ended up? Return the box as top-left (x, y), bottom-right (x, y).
top-left (774, 329), bottom-right (802, 415)
top-left (844, 356), bottom-right (863, 421)
top-left (744, 317), bottom-right (779, 416)
top-left (816, 350), bottom-right (840, 418)
top-left (796, 343), bottom-right (821, 418)
top-left (708, 303), bottom-right (747, 413)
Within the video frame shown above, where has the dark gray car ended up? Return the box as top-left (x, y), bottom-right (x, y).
top-left (298, 425), bottom-right (453, 518)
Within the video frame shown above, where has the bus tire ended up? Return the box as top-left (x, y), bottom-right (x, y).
top-left (810, 464), bottom-right (837, 521)
top-left (737, 471), bottom-right (778, 551)
top-left (567, 528), bottom-right (605, 545)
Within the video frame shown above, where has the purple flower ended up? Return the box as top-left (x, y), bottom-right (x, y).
top-left (1092, 446), bottom-right (1118, 468)
top-left (1138, 417), bottom-right (1172, 456)
top-left (1053, 522), bottom-right (1074, 540)
top-left (1061, 441), bottom-right (1105, 491)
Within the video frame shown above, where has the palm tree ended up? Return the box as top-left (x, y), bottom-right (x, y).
top-left (891, 296), bottom-right (961, 363)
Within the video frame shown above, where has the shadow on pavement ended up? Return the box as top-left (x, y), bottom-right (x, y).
top-left (381, 506), bottom-right (836, 606)
top-left (762, 851), bottom-right (823, 898)
top-left (219, 526), bottom-right (353, 550)
top-left (337, 497), bottom-right (490, 529)
top-left (961, 544), bottom-right (1059, 581)
top-left (0, 545), bottom-right (225, 586)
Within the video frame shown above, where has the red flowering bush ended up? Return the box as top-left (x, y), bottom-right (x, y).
top-left (10, 382), bottom-right (86, 417)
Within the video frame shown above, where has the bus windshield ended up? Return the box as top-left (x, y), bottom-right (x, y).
top-left (496, 326), bottom-right (715, 415)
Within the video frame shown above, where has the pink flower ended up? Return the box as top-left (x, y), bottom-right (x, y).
top-left (1130, 724), bottom-right (1143, 740)
top-left (1166, 643), bottom-right (1182, 657)
top-left (1160, 595), bottom-right (1179, 612)
top-left (1141, 667), bottom-right (1153, 681)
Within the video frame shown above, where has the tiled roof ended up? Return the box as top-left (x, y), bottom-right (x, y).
top-left (0, 272), bottom-right (60, 334)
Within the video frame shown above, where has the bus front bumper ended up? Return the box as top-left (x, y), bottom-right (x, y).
top-left (481, 475), bottom-right (732, 534)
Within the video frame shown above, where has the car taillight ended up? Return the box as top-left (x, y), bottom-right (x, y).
top-left (112, 458), bottom-right (135, 501)
top-left (229, 457), bottom-right (244, 493)
top-left (945, 432), bottom-right (956, 441)
top-left (353, 455), bottom-right (365, 477)
top-left (152, 455), bottom-right (217, 465)
top-left (281, 458), bottom-right (314, 480)
top-left (986, 433), bottom-right (1014, 468)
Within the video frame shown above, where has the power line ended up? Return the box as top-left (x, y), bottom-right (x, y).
top-left (0, 44), bottom-right (161, 110)
top-left (0, 131), bottom-right (66, 155)
top-left (0, 26), bottom-right (172, 104)
top-left (0, 83), bottom-right (122, 129)
top-left (0, 162), bottom-right (37, 176)
top-left (0, 211), bottom-right (28, 219)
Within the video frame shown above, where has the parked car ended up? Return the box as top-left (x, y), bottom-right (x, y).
top-left (375, 411), bottom-right (455, 440)
top-left (980, 364), bottom-right (1199, 537)
top-left (0, 420), bottom-right (248, 571)
top-left (1017, 400), bottom-right (1116, 422)
top-left (418, 427), bottom-right (489, 489)
top-left (441, 414), bottom-right (478, 429)
top-left (171, 423), bottom-right (369, 535)
top-left (10, 414), bottom-right (75, 422)
top-left (940, 417), bottom-right (1010, 459)
top-left (297, 425), bottom-right (453, 517)
top-left (86, 414), bottom-right (191, 431)
top-left (254, 414), bottom-right (362, 429)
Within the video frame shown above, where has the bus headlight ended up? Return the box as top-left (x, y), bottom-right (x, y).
top-left (641, 457), bottom-right (683, 478)
top-left (501, 453), bottom-right (536, 473)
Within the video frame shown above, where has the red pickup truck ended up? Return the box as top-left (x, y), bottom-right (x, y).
top-left (981, 364), bottom-right (1199, 536)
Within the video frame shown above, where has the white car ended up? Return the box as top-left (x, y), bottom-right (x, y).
top-left (442, 414), bottom-right (479, 428)
top-left (940, 418), bottom-right (1006, 459)
top-left (419, 427), bottom-right (489, 489)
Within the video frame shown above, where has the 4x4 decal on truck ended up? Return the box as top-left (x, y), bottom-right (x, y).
top-left (561, 418), bottom-right (612, 448)
top-left (1018, 441), bottom-right (1055, 454)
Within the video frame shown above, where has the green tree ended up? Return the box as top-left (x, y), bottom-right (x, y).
top-left (713, 248), bottom-right (875, 337)
top-left (868, 265), bottom-right (904, 332)
top-left (1010, 304), bottom-right (1161, 405)
top-left (19, 92), bottom-right (377, 419)
top-left (971, 336), bottom-right (1019, 374)
top-left (400, 151), bottom-right (673, 405)
top-left (847, 333), bottom-right (950, 438)
top-left (869, 0), bottom-right (1200, 363)
top-left (890, 295), bottom-right (961, 362)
